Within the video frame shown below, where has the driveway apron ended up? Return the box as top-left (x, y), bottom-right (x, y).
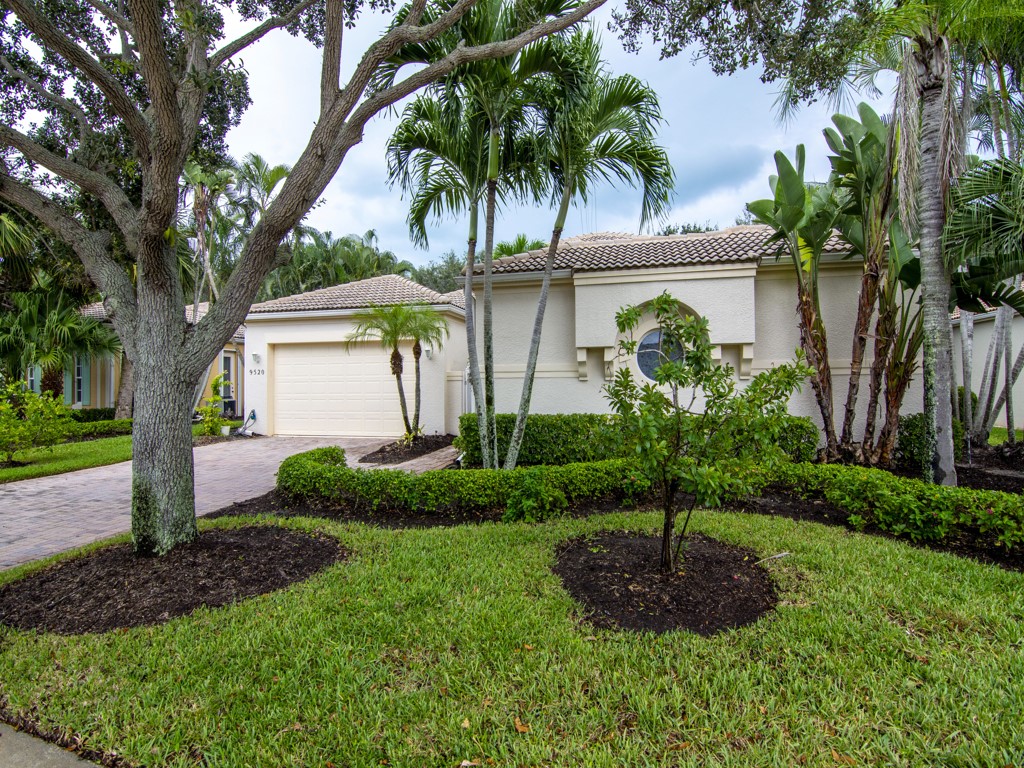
top-left (0, 436), bottom-right (388, 571)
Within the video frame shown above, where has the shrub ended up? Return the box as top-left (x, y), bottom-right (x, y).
top-left (63, 418), bottom-right (133, 440)
top-left (776, 416), bottom-right (819, 462)
top-left (0, 384), bottom-right (73, 463)
top-left (196, 373), bottom-right (228, 436)
top-left (69, 407), bottom-right (117, 422)
top-left (764, 461), bottom-right (1024, 549)
top-left (456, 412), bottom-right (618, 467)
top-left (895, 413), bottom-right (966, 469)
top-left (457, 412), bottom-right (816, 467)
top-left (277, 447), bottom-right (638, 517)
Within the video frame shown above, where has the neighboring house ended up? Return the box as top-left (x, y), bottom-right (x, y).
top-left (952, 307), bottom-right (1024, 429)
top-left (465, 226), bottom-right (923, 435)
top-left (67, 301), bottom-right (246, 415)
top-left (244, 274), bottom-right (467, 437)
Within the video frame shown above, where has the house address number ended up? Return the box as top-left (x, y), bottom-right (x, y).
top-left (248, 368), bottom-right (266, 376)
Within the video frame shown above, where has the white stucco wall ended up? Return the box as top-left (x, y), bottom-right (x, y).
top-left (952, 311), bottom-right (1024, 429)
top-left (472, 259), bottom-right (924, 443)
top-left (244, 308), bottom-right (465, 437)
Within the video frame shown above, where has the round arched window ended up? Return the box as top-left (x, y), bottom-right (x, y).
top-left (637, 329), bottom-right (684, 380)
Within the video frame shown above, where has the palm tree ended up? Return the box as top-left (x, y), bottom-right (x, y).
top-left (494, 234), bottom-right (547, 256)
top-left (380, 0), bottom-right (583, 467)
top-left (346, 303), bottom-right (450, 438)
top-left (946, 158), bottom-right (1024, 437)
top-left (774, 0), bottom-right (1024, 483)
top-left (0, 274), bottom-right (120, 395)
top-left (503, 28), bottom-right (675, 469)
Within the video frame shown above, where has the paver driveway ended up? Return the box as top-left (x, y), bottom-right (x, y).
top-left (0, 436), bottom-right (389, 571)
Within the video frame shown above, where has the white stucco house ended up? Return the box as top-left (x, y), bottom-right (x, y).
top-left (465, 226), bottom-right (923, 434)
top-left (244, 226), bottom-right (923, 441)
top-left (243, 274), bottom-right (467, 437)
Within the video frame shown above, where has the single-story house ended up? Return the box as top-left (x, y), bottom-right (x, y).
top-left (465, 226), bottom-right (923, 435)
top-left (55, 301), bottom-right (246, 414)
top-left (243, 274), bottom-right (466, 437)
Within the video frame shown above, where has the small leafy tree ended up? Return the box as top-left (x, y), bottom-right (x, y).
top-left (605, 292), bottom-right (812, 573)
top-left (0, 383), bottom-right (72, 465)
top-left (195, 373), bottom-right (228, 437)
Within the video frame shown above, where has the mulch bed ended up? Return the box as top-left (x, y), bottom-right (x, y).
top-left (553, 531), bottom-right (778, 635)
top-left (0, 527), bottom-right (343, 635)
top-left (357, 434), bottom-right (455, 465)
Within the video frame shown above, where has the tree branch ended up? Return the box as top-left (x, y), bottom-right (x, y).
top-left (210, 0), bottom-right (319, 69)
top-left (3, 0), bottom-right (151, 158)
top-left (81, 0), bottom-right (134, 36)
top-left (0, 125), bottom-right (141, 250)
top-left (0, 169), bottom-right (139, 348)
top-left (0, 56), bottom-right (94, 146)
top-left (320, 0), bottom-right (344, 114)
top-left (126, 0), bottom-right (179, 149)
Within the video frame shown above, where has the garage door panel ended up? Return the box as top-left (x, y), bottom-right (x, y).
top-left (273, 342), bottom-right (413, 436)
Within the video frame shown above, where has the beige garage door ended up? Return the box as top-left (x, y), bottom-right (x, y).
top-left (272, 342), bottom-right (413, 436)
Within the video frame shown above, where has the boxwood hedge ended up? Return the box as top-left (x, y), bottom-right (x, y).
top-left (457, 412), bottom-right (820, 466)
top-left (277, 446), bottom-right (639, 520)
top-left (763, 461), bottom-right (1023, 549)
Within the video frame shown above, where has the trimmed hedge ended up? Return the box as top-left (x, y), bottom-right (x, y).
top-left (457, 412), bottom-right (821, 466)
top-left (277, 447), bottom-right (638, 519)
top-left (895, 412), bottom-right (966, 468)
top-left (456, 413), bottom-right (617, 467)
top-left (63, 418), bottom-right (133, 441)
top-left (763, 461), bottom-right (1023, 549)
top-left (69, 407), bottom-right (118, 423)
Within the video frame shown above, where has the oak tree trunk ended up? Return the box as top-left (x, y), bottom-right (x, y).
top-left (115, 350), bottom-right (134, 419)
top-left (130, 357), bottom-right (198, 556)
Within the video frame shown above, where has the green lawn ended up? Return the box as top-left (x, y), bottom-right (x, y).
top-left (1, 510), bottom-right (1021, 767)
top-left (0, 422), bottom-right (243, 484)
top-left (988, 426), bottom-right (1024, 445)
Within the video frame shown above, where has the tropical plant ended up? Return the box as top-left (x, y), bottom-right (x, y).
top-left (195, 373), bottom-right (228, 436)
top-left (494, 234), bottom-right (548, 256)
top-left (346, 303), bottom-right (450, 438)
top-left (380, 0), bottom-right (586, 468)
top-left (0, 275), bottom-right (120, 396)
top-left (605, 292), bottom-right (811, 573)
top-left (503, 27), bottom-right (675, 470)
top-left (748, 146), bottom-right (844, 459)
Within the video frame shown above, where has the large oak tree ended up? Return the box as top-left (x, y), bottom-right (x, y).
top-left (0, 0), bottom-right (605, 555)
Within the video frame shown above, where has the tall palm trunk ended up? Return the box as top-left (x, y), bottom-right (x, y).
top-left (482, 127), bottom-right (500, 468)
top-left (503, 183), bottom-right (573, 470)
top-left (390, 346), bottom-right (413, 436)
top-left (796, 284), bottom-right (837, 459)
top-left (861, 276), bottom-right (898, 458)
top-left (916, 40), bottom-right (957, 485)
top-left (463, 205), bottom-right (491, 468)
top-left (412, 339), bottom-right (422, 435)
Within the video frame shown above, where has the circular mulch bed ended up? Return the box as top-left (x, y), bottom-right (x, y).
top-left (358, 433), bottom-right (455, 465)
top-left (553, 531), bottom-right (778, 636)
top-left (0, 527), bottom-right (343, 635)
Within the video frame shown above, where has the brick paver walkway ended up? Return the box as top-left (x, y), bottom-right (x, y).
top-left (0, 435), bottom-right (390, 570)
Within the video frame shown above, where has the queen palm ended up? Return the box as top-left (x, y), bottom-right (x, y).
top-left (346, 303), bottom-right (450, 438)
top-left (502, 28), bottom-right (675, 469)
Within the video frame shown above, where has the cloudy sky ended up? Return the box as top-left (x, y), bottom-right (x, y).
top-left (224, 5), bottom-right (896, 268)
